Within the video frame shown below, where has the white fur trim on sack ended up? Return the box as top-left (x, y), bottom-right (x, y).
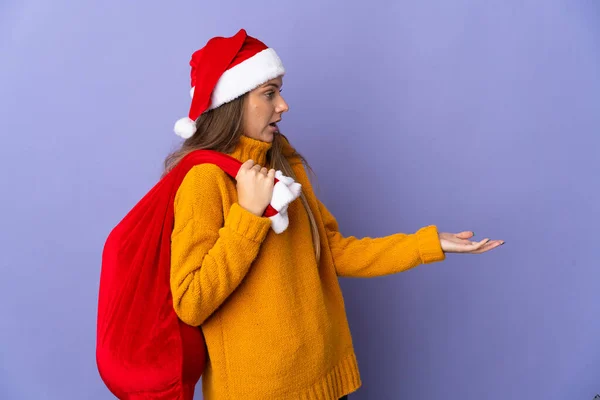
top-left (268, 171), bottom-right (301, 234)
top-left (269, 211), bottom-right (289, 234)
top-left (275, 171), bottom-right (301, 198)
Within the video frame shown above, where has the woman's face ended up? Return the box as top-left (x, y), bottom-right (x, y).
top-left (242, 76), bottom-right (289, 143)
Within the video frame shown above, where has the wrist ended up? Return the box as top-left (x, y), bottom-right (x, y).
top-left (239, 202), bottom-right (264, 217)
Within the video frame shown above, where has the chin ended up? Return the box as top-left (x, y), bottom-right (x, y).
top-left (261, 132), bottom-right (275, 143)
top-left (243, 132), bottom-right (274, 143)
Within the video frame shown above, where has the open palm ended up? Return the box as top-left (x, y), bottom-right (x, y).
top-left (439, 231), bottom-right (504, 254)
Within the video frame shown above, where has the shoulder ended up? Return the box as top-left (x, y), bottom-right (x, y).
top-left (175, 163), bottom-right (233, 208)
top-left (182, 163), bottom-right (231, 184)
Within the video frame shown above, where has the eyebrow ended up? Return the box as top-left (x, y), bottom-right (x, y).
top-left (262, 83), bottom-right (281, 90)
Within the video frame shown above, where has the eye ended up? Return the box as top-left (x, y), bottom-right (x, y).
top-left (265, 91), bottom-right (275, 99)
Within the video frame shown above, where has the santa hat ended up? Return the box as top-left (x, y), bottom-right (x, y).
top-left (174, 29), bottom-right (285, 138)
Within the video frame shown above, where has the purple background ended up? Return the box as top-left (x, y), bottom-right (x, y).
top-left (1, 1), bottom-right (599, 399)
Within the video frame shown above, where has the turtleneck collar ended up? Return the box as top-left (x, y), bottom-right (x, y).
top-left (229, 135), bottom-right (273, 166)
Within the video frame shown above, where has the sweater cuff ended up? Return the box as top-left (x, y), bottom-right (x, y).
top-left (225, 203), bottom-right (272, 243)
top-left (415, 225), bottom-right (446, 263)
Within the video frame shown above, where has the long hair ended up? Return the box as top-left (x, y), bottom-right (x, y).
top-left (164, 94), bottom-right (321, 262)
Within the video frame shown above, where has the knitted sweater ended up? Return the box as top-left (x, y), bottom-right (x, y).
top-left (170, 135), bottom-right (446, 399)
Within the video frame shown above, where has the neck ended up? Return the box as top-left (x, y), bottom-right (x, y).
top-left (229, 135), bottom-right (272, 166)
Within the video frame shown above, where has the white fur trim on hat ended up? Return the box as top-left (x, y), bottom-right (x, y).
top-left (209, 48), bottom-right (285, 110)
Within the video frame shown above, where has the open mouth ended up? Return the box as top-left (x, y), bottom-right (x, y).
top-left (269, 122), bottom-right (279, 132)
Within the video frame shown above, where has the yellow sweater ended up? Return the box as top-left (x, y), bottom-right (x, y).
top-left (170, 135), bottom-right (446, 399)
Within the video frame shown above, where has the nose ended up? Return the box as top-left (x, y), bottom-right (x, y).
top-left (277, 95), bottom-right (289, 114)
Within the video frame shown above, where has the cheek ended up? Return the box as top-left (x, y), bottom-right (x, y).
top-left (253, 108), bottom-right (265, 129)
top-left (254, 105), bottom-right (271, 126)
top-left (244, 99), bottom-right (271, 132)
top-left (244, 104), bottom-right (259, 128)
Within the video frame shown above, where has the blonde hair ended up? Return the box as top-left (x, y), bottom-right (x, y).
top-left (164, 94), bottom-right (320, 262)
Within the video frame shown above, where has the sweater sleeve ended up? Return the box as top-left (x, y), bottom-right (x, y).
top-left (317, 199), bottom-right (446, 278)
top-left (170, 164), bottom-right (272, 326)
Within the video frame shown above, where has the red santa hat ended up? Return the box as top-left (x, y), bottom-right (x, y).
top-left (174, 29), bottom-right (286, 138)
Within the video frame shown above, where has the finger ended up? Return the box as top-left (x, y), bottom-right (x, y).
top-left (455, 231), bottom-right (475, 240)
top-left (240, 159), bottom-right (255, 170)
top-left (447, 235), bottom-right (478, 246)
top-left (251, 164), bottom-right (263, 172)
top-left (260, 167), bottom-right (268, 175)
top-left (268, 169), bottom-right (276, 179)
top-left (236, 160), bottom-right (255, 179)
top-left (470, 240), bottom-right (503, 254)
top-left (467, 238), bottom-right (490, 250)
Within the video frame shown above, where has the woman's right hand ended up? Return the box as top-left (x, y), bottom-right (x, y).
top-left (235, 159), bottom-right (276, 217)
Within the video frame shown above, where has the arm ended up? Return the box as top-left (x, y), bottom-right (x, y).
top-left (170, 164), bottom-right (272, 326)
top-left (318, 199), bottom-right (446, 278)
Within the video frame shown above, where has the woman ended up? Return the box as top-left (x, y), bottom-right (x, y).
top-left (167, 28), bottom-right (503, 400)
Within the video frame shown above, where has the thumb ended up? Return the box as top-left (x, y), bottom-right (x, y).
top-left (455, 231), bottom-right (475, 240)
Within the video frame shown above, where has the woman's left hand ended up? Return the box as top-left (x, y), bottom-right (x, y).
top-left (439, 231), bottom-right (504, 254)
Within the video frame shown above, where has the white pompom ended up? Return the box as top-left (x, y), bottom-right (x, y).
top-left (174, 117), bottom-right (196, 139)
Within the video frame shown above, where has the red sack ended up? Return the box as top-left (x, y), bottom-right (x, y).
top-left (96, 150), bottom-right (278, 399)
